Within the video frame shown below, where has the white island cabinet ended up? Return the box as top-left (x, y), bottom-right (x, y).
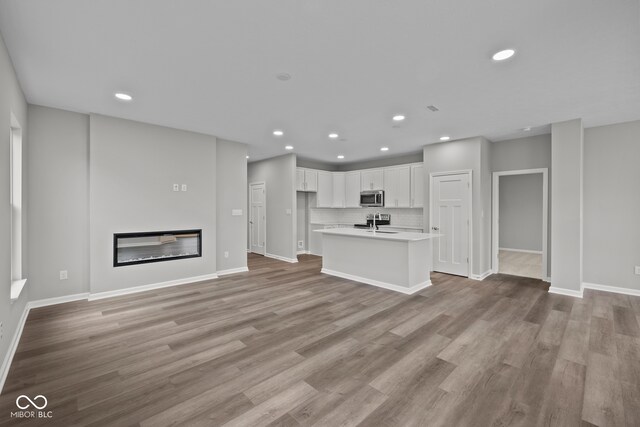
top-left (314, 228), bottom-right (441, 294)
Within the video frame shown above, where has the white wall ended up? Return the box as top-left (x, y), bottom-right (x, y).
top-left (216, 139), bottom-right (248, 272)
top-left (422, 137), bottom-right (492, 277)
top-left (491, 134), bottom-right (551, 277)
top-left (89, 115), bottom-right (217, 294)
top-left (499, 174), bottom-right (543, 251)
top-left (551, 119), bottom-right (583, 293)
top-left (27, 106), bottom-right (89, 299)
top-left (248, 154), bottom-right (297, 261)
top-left (583, 120), bottom-right (640, 291)
top-left (0, 29), bottom-right (29, 385)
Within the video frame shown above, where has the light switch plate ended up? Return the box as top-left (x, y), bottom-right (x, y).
top-left (60, 270), bottom-right (68, 280)
top-left (181, 184), bottom-right (187, 192)
top-left (173, 184), bottom-right (180, 192)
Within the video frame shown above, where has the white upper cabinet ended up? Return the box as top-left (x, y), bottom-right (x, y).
top-left (332, 172), bottom-right (346, 208)
top-left (361, 169), bottom-right (384, 191)
top-left (296, 168), bottom-right (305, 191)
top-left (345, 171), bottom-right (361, 208)
top-left (296, 168), bottom-right (318, 192)
top-left (316, 171), bottom-right (333, 207)
top-left (410, 164), bottom-right (424, 208)
top-left (383, 166), bottom-right (411, 208)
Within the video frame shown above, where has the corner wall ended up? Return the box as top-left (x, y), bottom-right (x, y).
top-left (216, 139), bottom-right (248, 273)
top-left (89, 115), bottom-right (218, 294)
top-left (583, 120), bottom-right (640, 291)
top-left (248, 154), bottom-right (297, 261)
top-left (422, 137), bottom-right (491, 277)
top-left (0, 31), bottom-right (29, 390)
top-left (27, 106), bottom-right (89, 300)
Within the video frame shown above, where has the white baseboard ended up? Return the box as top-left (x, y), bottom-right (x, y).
top-left (470, 270), bottom-right (492, 281)
top-left (549, 286), bottom-right (584, 298)
top-left (582, 282), bottom-right (640, 297)
top-left (88, 273), bottom-right (219, 301)
top-left (29, 293), bottom-right (90, 309)
top-left (217, 267), bottom-right (249, 276)
top-left (0, 302), bottom-right (30, 394)
top-left (499, 248), bottom-right (543, 254)
top-left (265, 253), bottom-right (298, 263)
top-left (321, 268), bottom-right (431, 295)
top-left (297, 250), bottom-right (310, 255)
top-left (544, 277), bottom-right (551, 283)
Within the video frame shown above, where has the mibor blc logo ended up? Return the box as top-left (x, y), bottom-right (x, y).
top-left (11, 394), bottom-right (53, 419)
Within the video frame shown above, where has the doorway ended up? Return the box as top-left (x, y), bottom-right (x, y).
top-left (429, 171), bottom-right (472, 277)
top-left (249, 182), bottom-right (266, 255)
top-left (492, 169), bottom-right (548, 280)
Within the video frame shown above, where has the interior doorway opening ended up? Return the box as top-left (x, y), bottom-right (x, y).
top-left (492, 169), bottom-right (548, 280)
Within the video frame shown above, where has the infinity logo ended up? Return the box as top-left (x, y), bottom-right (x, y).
top-left (16, 395), bottom-right (48, 410)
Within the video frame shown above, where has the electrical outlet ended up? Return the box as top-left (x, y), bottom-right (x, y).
top-left (224, 251), bottom-right (229, 258)
top-left (173, 184), bottom-right (180, 192)
top-left (635, 266), bottom-right (640, 275)
top-left (59, 270), bottom-right (68, 280)
top-left (181, 184), bottom-right (187, 192)
top-left (298, 240), bottom-right (304, 249)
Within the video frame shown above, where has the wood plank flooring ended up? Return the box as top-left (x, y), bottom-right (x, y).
top-left (1, 253), bottom-right (639, 426)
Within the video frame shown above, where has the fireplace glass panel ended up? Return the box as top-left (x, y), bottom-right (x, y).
top-left (114, 230), bottom-right (202, 267)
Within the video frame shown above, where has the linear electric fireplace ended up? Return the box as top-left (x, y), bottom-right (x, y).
top-left (113, 229), bottom-right (202, 267)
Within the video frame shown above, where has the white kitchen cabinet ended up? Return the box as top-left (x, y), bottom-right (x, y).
top-left (361, 169), bottom-right (384, 191)
top-left (345, 171), bottom-right (361, 208)
top-left (410, 164), bottom-right (424, 208)
top-left (383, 166), bottom-right (411, 208)
top-left (332, 172), bottom-right (346, 208)
top-left (316, 171), bottom-right (333, 207)
top-left (296, 168), bottom-right (318, 192)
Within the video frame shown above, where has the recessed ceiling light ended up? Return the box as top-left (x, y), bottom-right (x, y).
top-left (380, 147), bottom-right (389, 152)
top-left (492, 49), bottom-right (515, 61)
top-left (392, 115), bottom-right (406, 121)
top-left (246, 155), bottom-right (250, 159)
top-left (285, 145), bottom-right (294, 150)
top-left (276, 73), bottom-right (291, 81)
top-left (273, 130), bottom-right (284, 136)
top-left (337, 155), bottom-right (344, 159)
top-left (328, 133), bottom-right (339, 139)
top-left (440, 136), bottom-right (451, 141)
top-left (523, 127), bottom-right (532, 132)
top-left (114, 92), bottom-right (132, 101)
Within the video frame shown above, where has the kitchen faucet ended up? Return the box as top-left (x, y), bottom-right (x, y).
top-left (372, 212), bottom-right (381, 231)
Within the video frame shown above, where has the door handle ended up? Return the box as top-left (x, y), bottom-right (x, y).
top-left (249, 221), bottom-right (253, 224)
top-left (432, 226), bottom-right (439, 231)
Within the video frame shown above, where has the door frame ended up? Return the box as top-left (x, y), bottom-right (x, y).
top-left (249, 181), bottom-right (267, 255)
top-left (491, 168), bottom-right (548, 281)
top-left (429, 170), bottom-right (473, 279)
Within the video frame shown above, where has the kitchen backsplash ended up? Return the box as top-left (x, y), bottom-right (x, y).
top-left (309, 208), bottom-right (423, 228)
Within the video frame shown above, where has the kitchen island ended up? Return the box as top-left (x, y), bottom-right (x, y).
top-left (314, 228), bottom-right (441, 294)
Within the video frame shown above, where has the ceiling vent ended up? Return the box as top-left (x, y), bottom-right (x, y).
top-left (426, 105), bottom-right (439, 112)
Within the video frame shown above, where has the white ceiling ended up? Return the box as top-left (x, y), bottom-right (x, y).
top-left (1, 0), bottom-right (639, 163)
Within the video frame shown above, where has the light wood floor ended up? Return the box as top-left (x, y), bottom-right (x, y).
top-left (499, 249), bottom-right (543, 279)
top-left (1, 254), bottom-right (639, 426)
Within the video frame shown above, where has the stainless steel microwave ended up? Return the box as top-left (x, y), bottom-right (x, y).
top-left (360, 190), bottom-right (384, 207)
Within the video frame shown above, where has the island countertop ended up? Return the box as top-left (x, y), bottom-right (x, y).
top-left (314, 227), bottom-right (441, 242)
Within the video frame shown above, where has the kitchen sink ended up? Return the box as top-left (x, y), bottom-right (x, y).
top-left (365, 230), bottom-right (398, 234)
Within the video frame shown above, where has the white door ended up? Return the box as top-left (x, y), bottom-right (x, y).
top-left (249, 183), bottom-right (266, 255)
top-left (431, 173), bottom-right (470, 276)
